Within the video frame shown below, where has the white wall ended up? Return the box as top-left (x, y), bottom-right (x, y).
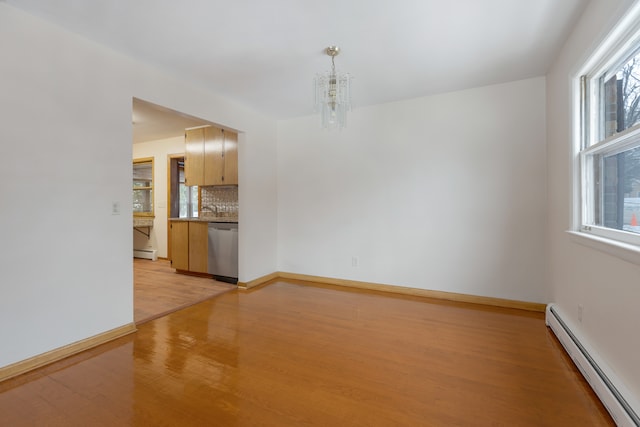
top-left (0, 4), bottom-right (278, 368)
top-left (132, 136), bottom-right (185, 259)
top-left (277, 77), bottom-right (548, 303)
top-left (546, 0), bottom-right (640, 406)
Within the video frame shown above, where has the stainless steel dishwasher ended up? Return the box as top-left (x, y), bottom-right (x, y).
top-left (207, 222), bottom-right (238, 283)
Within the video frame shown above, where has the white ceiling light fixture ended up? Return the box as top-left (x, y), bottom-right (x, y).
top-left (314, 46), bottom-right (352, 130)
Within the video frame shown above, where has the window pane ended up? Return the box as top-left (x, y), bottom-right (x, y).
top-left (592, 145), bottom-right (640, 233)
top-left (133, 159), bottom-right (153, 215)
top-left (133, 162), bottom-right (152, 186)
top-left (177, 161), bottom-right (198, 218)
top-left (133, 189), bottom-right (152, 213)
top-left (191, 187), bottom-right (199, 217)
top-left (179, 183), bottom-right (187, 218)
top-left (602, 49), bottom-right (640, 139)
top-left (178, 183), bottom-right (198, 218)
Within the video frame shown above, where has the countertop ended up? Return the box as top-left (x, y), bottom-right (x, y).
top-left (169, 217), bottom-right (238, 223)
top-left (133, 217), bottom-right (154, 227)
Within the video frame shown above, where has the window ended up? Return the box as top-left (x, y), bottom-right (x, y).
top-left (579, 16), bottom-right (640, 247)
top-left (178, 160), bottom-right (198, 218)
top-left (168, 156), bottom-right (198, 219)
top-left (133, 158), bottom-right (154, 216)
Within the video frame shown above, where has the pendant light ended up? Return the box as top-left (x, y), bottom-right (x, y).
top-left (313, 46), bottom-right (352, 129)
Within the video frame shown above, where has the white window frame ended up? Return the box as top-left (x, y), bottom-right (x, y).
top-left (571, 3), bottom-right (640, 263)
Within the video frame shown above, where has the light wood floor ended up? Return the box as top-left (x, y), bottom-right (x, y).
top-left (134, 258), bottom-right (235, 324)
top-left (0, 280), bottom-right (613, 426)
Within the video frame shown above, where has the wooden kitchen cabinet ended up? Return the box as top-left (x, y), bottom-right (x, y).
top-left (188, 222), bottom-right (208, 273)
top-left (204, 126), bottom-right (225, 185)
top-left (184, 126), bottom-right (208, 186)
top-left (170, 221), bottom-right (208, 274)
top-left (184, 126), bottom-right (237, 186)
top-left (185, 126), bottom-right (222, 186)
top-left (184, 127), bottom-right (204, 187)
top-left (222, 130), bottom-right (238, 185)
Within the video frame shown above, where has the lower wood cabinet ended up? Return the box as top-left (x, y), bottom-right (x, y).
top-left (170, 221), bottom-right (189, 271)
top-left (170, 221), bottom-right (208, 274)
top-left (188, 222), bottom-right (208, 273)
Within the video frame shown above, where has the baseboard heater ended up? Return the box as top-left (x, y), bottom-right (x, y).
top-left (546, 304), bottom-right (639, 426)
top-left (133, 249), bottom-right (157, 261)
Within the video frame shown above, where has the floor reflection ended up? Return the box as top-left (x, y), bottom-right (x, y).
top-left (0, 283), bottom-right (614, 426)
top-left (132, 296), bottom-right (240, 425)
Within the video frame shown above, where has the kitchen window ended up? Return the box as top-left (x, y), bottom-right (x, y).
top-left (577, 12), bottom-right (640, 251)
top-left (133, 158), bottom-right (154, 216)
top-left (178, 160), bottom-right (198, 218)
top-left (168, 156), bottom-right (198, 219)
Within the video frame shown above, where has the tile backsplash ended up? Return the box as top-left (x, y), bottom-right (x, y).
top-left (201, 186), bottom-right (238, 218)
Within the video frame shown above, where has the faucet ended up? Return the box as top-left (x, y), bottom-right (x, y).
top-left (201, 205), bottom-right (218, 216)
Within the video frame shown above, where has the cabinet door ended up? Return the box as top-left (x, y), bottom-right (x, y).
top-left (185, 128), bottom-right (205, 186)
top-left (188, 222), bottom-right (209, 273)
top-left (170, 221), bottom-right (189, 271)
top-left (204, 126), bottom-right (225, 185)
top-left (223, 130), bottom-right (238, 185)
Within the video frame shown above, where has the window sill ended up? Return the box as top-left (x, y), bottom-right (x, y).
top-left (567, 230), bottom-right (640, 266)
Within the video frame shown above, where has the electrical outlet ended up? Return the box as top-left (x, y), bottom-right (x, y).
top-left (351, 256), bottom-right (359, 267)
top-left (578, 304), bottom-right (584, 322)
top-left (112, 201), bottom-right (120, 215)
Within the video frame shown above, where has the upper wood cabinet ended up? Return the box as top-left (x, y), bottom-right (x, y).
top-left (185, 126), bottom-right (238, 186)
top-left (222, 130), bottom-right (238, 185)
top-left (184, 127), bottom-right (205, 187)
top-left (203, 126), bottom-right (225, 185)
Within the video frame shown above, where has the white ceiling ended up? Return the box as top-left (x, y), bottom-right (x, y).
top-left (6, 0), bottom-right (588, 140)
top-left (132, 98), bottom-right (211, 143)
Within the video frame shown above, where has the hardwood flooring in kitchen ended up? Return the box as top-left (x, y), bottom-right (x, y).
top-left (0, 279), bottom-right (614, 426)
top-left (134, 258), bottom-right (235, 324)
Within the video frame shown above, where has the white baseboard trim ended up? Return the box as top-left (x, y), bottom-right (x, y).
top-left (546, 304), bottom-right (639, 426)
top-left (133, 248), bottom-right (157, 261)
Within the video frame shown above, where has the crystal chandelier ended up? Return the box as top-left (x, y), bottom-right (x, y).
top-left (314, 46), bottom-right (352, 129)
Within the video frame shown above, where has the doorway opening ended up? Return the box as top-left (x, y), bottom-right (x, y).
top-left (132, 98), bottom-right (235, 324)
